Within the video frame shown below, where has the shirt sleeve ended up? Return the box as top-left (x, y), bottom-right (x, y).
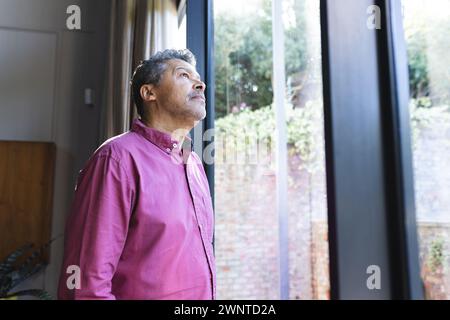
top-left (58, 150), bottom-right (135, 300)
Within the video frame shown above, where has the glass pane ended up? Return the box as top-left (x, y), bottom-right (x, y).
top-left (213, 0), bottom-right (329, 299)
top-left (402, 0), bottom-right (450, 299)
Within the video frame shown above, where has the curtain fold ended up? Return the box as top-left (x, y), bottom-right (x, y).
top-left (100, 0), bottom-right (179, 142)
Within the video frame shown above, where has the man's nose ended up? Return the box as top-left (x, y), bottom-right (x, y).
top-left (194, 80), bottom-right (206, 92)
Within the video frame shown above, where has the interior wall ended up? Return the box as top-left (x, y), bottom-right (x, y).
top-left (0, 0), bottom-right (111, 298)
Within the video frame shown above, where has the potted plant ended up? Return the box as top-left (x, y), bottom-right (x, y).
top-left (0, 241), bottom-right (54, 300)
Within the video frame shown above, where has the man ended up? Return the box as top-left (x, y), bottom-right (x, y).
top-left (58, 49), bottom-right (216, 300)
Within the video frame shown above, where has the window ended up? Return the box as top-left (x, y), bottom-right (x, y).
top-left (213, 0), bottom-right (329, 299)
top-left (189, 0), bottom-right (430, 299)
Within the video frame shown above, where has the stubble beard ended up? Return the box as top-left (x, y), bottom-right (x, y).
top-left (168, 101), bottom-right (206, 124)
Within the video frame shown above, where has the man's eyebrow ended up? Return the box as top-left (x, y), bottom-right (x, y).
top-left (173, 66), bottom-right (201, 80)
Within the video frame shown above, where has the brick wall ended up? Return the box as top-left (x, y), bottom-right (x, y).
top-left (214, 108), bottom-right (450, 300)
top-left (214, 149), bottom-right (329, 299)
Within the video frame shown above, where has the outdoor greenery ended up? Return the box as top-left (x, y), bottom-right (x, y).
top-left (215, 0), bottom-right (450, 116)
top-left (215, 99), bottom-right (323, 172)
top-left (213, 0), bottom-right (450, 170)
top-left (214, 0), bottom-right (312, 118)
top-left (403, 4), bottom-right (450, 105)
top-left (428, 238), bottom-right (446, 273)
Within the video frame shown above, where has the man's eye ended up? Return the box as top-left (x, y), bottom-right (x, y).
top-left (181, 73), bottom-right (189, 78)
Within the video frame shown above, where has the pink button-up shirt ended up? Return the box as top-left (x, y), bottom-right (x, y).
top-left (58, 119), bottom-right (216, 300)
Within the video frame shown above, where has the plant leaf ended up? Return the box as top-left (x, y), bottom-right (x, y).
top-left (2, 289), bottom-right (52, 300)
top-left (10, 263), bottom-right (46, 289)
top-left (0, 237), bottom-right (60, 293)
top-left (0, 275), bottom-right (13, 296)
top-left (24, 238), bottom-right (56, 267)
top-left (0, 243), bottom-right (33, 275)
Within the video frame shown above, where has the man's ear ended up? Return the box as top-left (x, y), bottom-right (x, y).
top-left (140, 84), bottom-right (156, 102)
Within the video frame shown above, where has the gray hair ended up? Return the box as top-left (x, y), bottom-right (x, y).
top-left (130, 49), bottom-right (197, 117)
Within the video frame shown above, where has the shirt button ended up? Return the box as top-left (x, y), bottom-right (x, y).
top-left (173, 143), bottom-right (178, 148)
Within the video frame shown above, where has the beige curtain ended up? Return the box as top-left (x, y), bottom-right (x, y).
top-left (100, 0), bottom-right (179, 141)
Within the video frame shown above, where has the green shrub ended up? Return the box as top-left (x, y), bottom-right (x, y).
top-left (215, 100), bottom-right (324, 172)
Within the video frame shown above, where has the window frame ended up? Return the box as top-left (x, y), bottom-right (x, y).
top-left (320, 0), bottom-right (423, 299)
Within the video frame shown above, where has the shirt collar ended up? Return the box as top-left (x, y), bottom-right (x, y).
top-left (131, 119), bottom-right (193, 156)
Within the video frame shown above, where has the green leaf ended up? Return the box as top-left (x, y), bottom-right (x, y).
top-left (0, 243), bottom-right (33, 275)
top-left (2, 289), bottom-right (52, 300)
top-left (0, 275), bottom-right (13, 296)
top-left (0, 237), bottom-right (60, 296)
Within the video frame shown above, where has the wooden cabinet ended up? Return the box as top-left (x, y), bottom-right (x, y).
top-left (0, 141), bottom-right (56, 263)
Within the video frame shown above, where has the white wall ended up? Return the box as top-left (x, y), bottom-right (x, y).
top-left (0, 0), bottom-right (111, 298)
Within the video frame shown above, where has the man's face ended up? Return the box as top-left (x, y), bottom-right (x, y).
top-left (152, 59), bottom-right (206, 123)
